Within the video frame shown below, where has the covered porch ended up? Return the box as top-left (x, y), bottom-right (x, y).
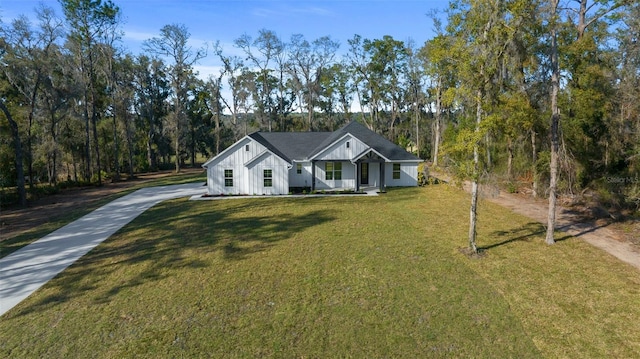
top-left (309, 155), bottom-right (387, 193)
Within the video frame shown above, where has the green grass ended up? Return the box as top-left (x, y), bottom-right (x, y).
top-left (0, 171), bottom-right (205, 260)
top-left (1, 186), bottom-right (639, 357)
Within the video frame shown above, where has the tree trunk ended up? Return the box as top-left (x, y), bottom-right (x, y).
top-left (83, 91), bottom-right (92, 181)
top-left (174, 129), bottom-right (181, 174)
top-left (469, 88), bottom-right (483, 254)
top-left (147, 128), bottom-right (154, 172)
top-left (546, 0), bottom-right (560, 245)
top-left (27, 106), bottom-right (34, 190)
top-left (507, 137), bottom-right (513, 179)
top-left (531, 130), bottom-right (538, 198)
top-left (433, 77), bottom-right (442, 166)
top-left (215, 113), bottom-right (221, 156)
top-left (112, 106), bottom-right (121, 181)
top-left (485, 133), bottom-right (492, 169)
top-left (0, 101), bottom-right (27, 206)
top-left (92, 103), bottom-right (102, 185)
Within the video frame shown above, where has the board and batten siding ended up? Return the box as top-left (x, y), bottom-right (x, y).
top-left (312, 135), bottom-right (367, 161)
top-left (206, 137), bottom-right (290, 195)
top-left (246, 152), bottom-right (290, 195)
top-left (314, 161), bottom-right (356, 190)
top-left (289, 161), bottom-right (313, 188)
top-left (206, 138), bottom-right (252, 194)
top-left (385, 163), bottom-right (419, 187)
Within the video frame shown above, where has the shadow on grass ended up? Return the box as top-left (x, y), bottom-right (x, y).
top-left (480, 219), bottom-right (614, 251)
top-left (480, 222), bottom-right (546, 251)
top-left (16, 199), bottom-right (335, 315)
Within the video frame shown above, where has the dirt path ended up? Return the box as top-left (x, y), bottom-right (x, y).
top-left (432, 172), bottom-right (640, 271)
top-left (0, 168), bottom-right (204, 242)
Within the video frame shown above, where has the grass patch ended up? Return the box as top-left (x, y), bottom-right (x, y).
top-left (1, 186), bottom-right (639, 357)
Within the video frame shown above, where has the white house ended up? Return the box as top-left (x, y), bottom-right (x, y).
top-left (202, 121), bottom-right (422, 195)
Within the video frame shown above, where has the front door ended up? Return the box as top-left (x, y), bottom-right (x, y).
top-left (361, 163), bottom-right (369, 185)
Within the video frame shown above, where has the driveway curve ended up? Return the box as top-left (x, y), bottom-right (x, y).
top-left (0, 183), bottom-right (205, 317)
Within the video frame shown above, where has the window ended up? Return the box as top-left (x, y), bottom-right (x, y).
top-left (346, 141), bottom-right (350, 148)
top-left (245, 144), bottom-right (249, 151)
top-left (264, 169), bottom-right (273, 187)
top-left (325, 162), bottom-right (333, 180)
top-left (296, 163), bottom-right (302, 174)
top-left (224, 169), bottom-right (233, 187)
top-left (393, 163), bottom-right (401, 180)
top-left (325, 162), bottom-right (342, 180)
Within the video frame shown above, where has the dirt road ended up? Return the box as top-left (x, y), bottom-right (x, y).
top-left (435, 172), bottom-right (640, 271)
top-left (0, 169), bottom-right (204, 242)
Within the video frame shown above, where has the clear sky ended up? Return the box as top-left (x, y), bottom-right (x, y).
top-left (2, 0), bottom-right (449, 78)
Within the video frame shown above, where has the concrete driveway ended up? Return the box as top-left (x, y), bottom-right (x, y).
top-left (0, 182), bottom-right (205, 317)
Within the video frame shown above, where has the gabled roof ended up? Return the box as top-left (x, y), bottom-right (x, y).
top-left (309, 121), bottom-right (421, 162)
top-left (244, 148), bottom-right (292, 168)
top-left (205, 121), bottom-right (421, 167)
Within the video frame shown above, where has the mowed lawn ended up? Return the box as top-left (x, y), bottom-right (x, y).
top-left (1, 186), bottom-right (639, 357)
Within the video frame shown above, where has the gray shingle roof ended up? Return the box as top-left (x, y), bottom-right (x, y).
top-left (249, 121), bottom-right (420, 163)
top-left (249, 131), bottom-right (332, 162)
top-left (309, 121), bottom-right (421, 161)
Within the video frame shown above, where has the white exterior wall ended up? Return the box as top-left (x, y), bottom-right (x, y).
top-left (385, 162), bottom-right (419, 187)
top-left (206, 138), bottom-right (290, 195)
top-left (314, 161), bottom-right (356, 190)
top-left (313, 135), bottom-right (367, 161)
top-left (206, 138), bottom-right (253, 195)
top-left (246, 153), bottom-right (290, 195)
top-left (289, 161), bottom-right (313, 188)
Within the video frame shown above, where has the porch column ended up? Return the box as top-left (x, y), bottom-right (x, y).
top-left (311, 160), bottom-right (316, 191)
top-left (355, 162), bottom-right (360, 192)
top-left (379, 162), bottom-right (385, 192)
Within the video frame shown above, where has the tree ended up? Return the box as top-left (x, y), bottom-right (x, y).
top-left (144, 23), bottom-right (206, 173)
top-left (216, 48), bottom-right (245, 139)
top-left (405, 39), bottom-right (425, 157)
top-left (0, 98), bottom-right (27, 206)
top-left (319, 61), bottom-right (353, 130)
top-left (615, 2), bottom-right (640, 183)
top-left (288, 34), bottom-right (339, 131)
top-left (1, 5), bottom-right (64, 188)
top-left (235, 29), bottom-right (282, 132)
top-left (545, 0), bottom-right (628, 244)
top-left (346, 35), bottom-right (374, 128)
top-left (132, 55), bottom-right (169, 172)
top-left (446, 0), bottom-right (529, 253)
top-left (545, 0), bottom-right (562, 244)
top-left (364, 36), bottom-right (407, 140)
top-left (60, 0), bottom-right (121, 185)
top-left (421, 32), bottom-right (456, 166)
top-left (39, 44), bottom-right (77, 185)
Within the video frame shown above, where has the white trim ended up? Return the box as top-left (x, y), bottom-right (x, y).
top-left (202, 135), bottom-right (251, 168)
top-left (351, 147), bottom-right (391, 163)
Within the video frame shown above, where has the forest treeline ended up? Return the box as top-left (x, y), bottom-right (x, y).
top-left (1, 0), bottom-right (639, 222)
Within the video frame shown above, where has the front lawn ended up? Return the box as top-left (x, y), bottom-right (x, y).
top-left (1, 186), bottom-right (639, 357)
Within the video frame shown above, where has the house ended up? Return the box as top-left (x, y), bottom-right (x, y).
top-left (202, 121), bottom-right (422, 195)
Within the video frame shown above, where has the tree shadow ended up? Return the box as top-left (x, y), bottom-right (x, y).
top-left (479, 222), bottom-right (545, 251)
top-left (479, 218), bottom-right (614, 251)
top-left (13, 199), bottom-right (335, 316)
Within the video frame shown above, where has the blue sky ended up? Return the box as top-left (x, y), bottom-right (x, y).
top-left (2, 0), bottom-right (449, 77)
